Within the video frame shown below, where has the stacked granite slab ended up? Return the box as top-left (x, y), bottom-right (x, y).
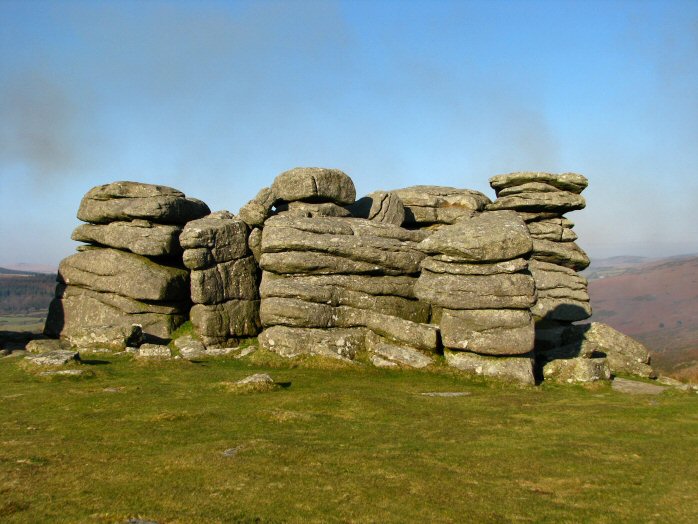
top-left (415, 211), bottom-right (538, 383)
top-left (239, 167), bottom-right (357, 272)
top-left (45, 181), bottom-right (210, 348)
top-left (391, 186), bottom-right (491, 229)
top-left (258, 214), bottom-right (439, 367)
top-left (179, 211), bottom-right (261, 348)
top-left (346, 191), bottom-right (406, 226)
top-left (488, 173), bottom-right (591, 324)
top-left (487, 172), bottom-right (601, 380)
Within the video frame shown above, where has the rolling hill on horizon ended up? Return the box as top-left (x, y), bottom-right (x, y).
top-left (585, 254), bottom-right (698, 378)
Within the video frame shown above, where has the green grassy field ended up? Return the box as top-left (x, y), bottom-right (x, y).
top-left (1, 353), bottom-right (697, 523)
top-left (0, 312), bottom-right (46, 333)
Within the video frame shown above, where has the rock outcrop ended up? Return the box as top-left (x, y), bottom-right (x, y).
top-left (45, 181), bottom-right (209, 348)
top-left (180, 211), bottom-right (261, 347)
top-left (42, 168), bottom-right (657, 385)
top-left (488, 172), bottom-right (595, 379)
top-left (392, 186), bottom-right (491, 228)
top-left (415, 211), bottom-right (537, 384)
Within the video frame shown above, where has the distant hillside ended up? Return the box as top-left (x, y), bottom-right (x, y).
top-left (0, 270), bottom-right (57, 314)
top-left (586, 255), bottom-right (698, 377)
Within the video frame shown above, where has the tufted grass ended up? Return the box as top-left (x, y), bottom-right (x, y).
top-left (1, 353), bottom-right (697, 523)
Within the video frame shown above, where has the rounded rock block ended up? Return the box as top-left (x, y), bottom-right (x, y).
top-left (271, 167), bottom-right (356, 205)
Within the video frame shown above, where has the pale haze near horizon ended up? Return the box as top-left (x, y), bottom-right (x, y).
top-left (1, 0), bottom-right (697, 269)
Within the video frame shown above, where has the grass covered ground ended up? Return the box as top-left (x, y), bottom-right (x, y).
top-left (1, 352), bottom-right (697, 523)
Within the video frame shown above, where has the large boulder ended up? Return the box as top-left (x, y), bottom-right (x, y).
top-left (261, 272), bottom-right (418, 299)
top-left (365, 331), bottom-right (434, 368)
top-left (180, 212), bottom-right (249, 269)
top-left (440, 308), bottom-right (534, 355)
top-left (391, 186), bottom-right (491, 226)
top-left (260, 216), bottom-right (426, 275)
top-left (72, 221), bottom-right (182, 257)
top-left (259, 325), bottom-right (366, 360)
top-left (238, 187), bottom-right (277, 228)
top-left (542, 357), bottom-right (611, 383)
top-left (526, 219), bottom-right (577, 242)
top-left (275, 201), bottom-right (352, 218)
top-left (415, 271), bottom-right (536, 310)
top-left (444, 349), bottom-right (535, 385)
top-left (190, 300), bottom-right (261, 347)
top-left (271, 167), bottom-right (356, 205)
top-left (489, 172), bottom-right (588, 194)
top-left (347, 191), bottom-right (405, 226)
top-left (260, 298), bottom-right (439, 351)
top-left (487, 191), bottom-right (585, 213)
top-left (532, 239), bottom-right (590, 271)
top-left (77, 181), bottom-right (210, 224)
top-left (528, 260), bottom-right (591, 321)
top-left (190, 256), bottom-right (259, 304)
top-left (417, 211), bottom-right (532, 262)
top-left (57, 248), bottom-right (189, 301)
top-left (260, 273), bottom-right (428, 323)
top-left (563, 323), bottom-right (656, 378)
top-left (44, 284), bottom-right (186, 346)
top-left (420, 257), bottom-right (528, 275)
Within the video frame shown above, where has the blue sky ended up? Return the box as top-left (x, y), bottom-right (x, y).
top-left (1, 0), bottom-right (697, 267)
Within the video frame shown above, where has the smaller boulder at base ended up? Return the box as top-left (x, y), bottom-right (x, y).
top-left (444, 349), bottom-right (535, 385)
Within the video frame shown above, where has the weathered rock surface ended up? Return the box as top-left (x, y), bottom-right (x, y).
top-left (26, 339), bottom-right (71, 353)
top-left (271, 167), bottom-right (356, 205)
top-left (444, 349), bottom-right (535, 385)
top-left (532, 239), bottom-right (590, 271)
top-left (563, 323), bottom-right (656, 378)
top-left (612, 377), bottom-right (666, 395)
top-left (275, 201), bottom-right (352, 218)
top-left (136, 343), bottom-right (172, 359)
top-left (260, 273), bottom-right (428, 323)
top-left (260, 216), bottom-right (425, 275)
top-left (261, 272), bottom-right (418, 299)
top-left (238, 187), bottom-right (277, 228)
top-left (173, 335), bottom-right (206, 359)
top-left (44, 284), bottom-right (185, 346)
top-left (415, 271), bottom-right (536, 310)
top-left (190, 256), bottom-right (258, 304)
top-left (526, 220), bottom-right (577, 242)
top-left (366, 332), bottom-right (434, 368)
top-left (77, 181), bottom-right (210, 224)
top-left (487, 191), bottom-right (585, 213)
top-left (180, 213), bottom-right (249, 269)
top-left (260, 298), bottom-right (439, 351)
top-left (190, 300), bottom-right (261, 347)
top-left (418, 211), bottom-right (532, 262)
top-left (420, 257), bottom-right (528, 275)
top-left (348, 191), bottom-right (405, 226)
top-left (259, 325), bottom-right (365, 359)
top-left (489, 172), bottom-right (588, 194)
top-left (247, 228), bottom-right (263, 263)
top-left (392, 186), bottom-right (491, 226)
top-left (72, 221), bottom-right (182, 256)
top-left (440, 309), bottom-right (534, 355)
top-left (528, 259), bottom-right (591, 321)
top-left (58, 248), bottom-right (189, 301)
top-left (543, 357), bottom-right (611, 383)
top-left (24, 350), bottom-right (80, 367)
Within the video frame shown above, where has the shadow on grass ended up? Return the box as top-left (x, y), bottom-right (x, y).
top-left (79, 359), bottom-right (110, 366)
